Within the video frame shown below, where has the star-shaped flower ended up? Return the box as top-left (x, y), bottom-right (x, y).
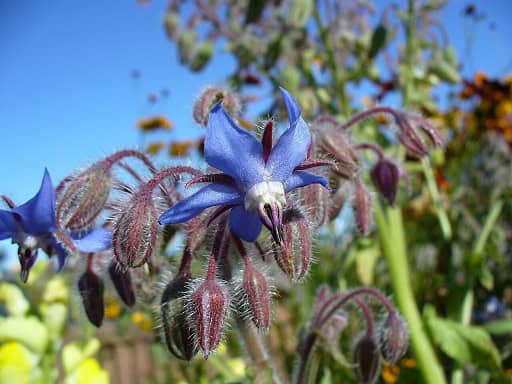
top-left (159, 87), bottom-right (328, 242)
top-left (0, 169), bottom-right (112, 281)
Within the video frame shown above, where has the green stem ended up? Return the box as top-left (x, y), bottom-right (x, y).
top-left (375, 202), bottom-right (446, 384)
top-left (237, 319), bottom-right (280, 384)
top-left (452, 199), bottom-right (504, 384)
top-left (312, 7), bottom-right (349, 117)
top-left (421, 157), bottom-right (452, 239)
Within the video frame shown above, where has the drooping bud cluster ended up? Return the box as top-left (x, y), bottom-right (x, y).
top-left (296, 287), bottom-right (409, 384)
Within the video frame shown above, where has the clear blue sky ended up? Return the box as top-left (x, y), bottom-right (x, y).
top-left (1, 0), bottom-right (511, 260)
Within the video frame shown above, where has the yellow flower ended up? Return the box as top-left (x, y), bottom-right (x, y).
top-left (104, 297), bottom-right (121, 320)
top-left (131, 311), bottom-right (152, 331)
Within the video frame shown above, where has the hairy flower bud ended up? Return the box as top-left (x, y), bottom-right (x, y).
top-left (378, 313), bottom-right (409, 364)
top-left (177, 30), bottom-right (196, 65)
top-left (371, 159), bottom-right (400, 206)
top-left (353, 334), bottom-right (381, 384)
top-left (193, 86), bottom-right (241, 126)
top-left (354, 179), bottom-right (373, 235)
top-left (191, 278), bottom-right (230, 359)
top-left (112, 193), bottom-right (158, 268)
top-left (315, 122), bottom-right (361, 179)
top-left (56, 164), bottom-right (112, 231)
top-left (242, 263), bottom-right (271, 330)
top-left (300, 183), bottom-right (329, 229)
top-left (272, 208), bottom-right (312, 281)
top-left (189, 41), bottom-right (214, 72)
top-left (160, 275), bottom-right (198, 360)
top-left (78, 270), bottom-right (105, 327)
top-left (108, 261), bottom-right (136, 307)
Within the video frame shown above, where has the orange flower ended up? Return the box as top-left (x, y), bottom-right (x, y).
top-left (169, 140), bottom-right (195, 157)
top-left (137, 116), bottom-right (173, 131)
top-left (146, 142), bottom-right (165, 155)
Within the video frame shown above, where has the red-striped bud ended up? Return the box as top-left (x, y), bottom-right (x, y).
top-left (272, 208), bottom-right (312, 281)
top-left (242, 263), bottom-right (271, 330)
top-left (193, 86), bottom-right (241, 126)
top-left (354, 179), bottom-right (373, 235)
top-left (191, 278), bottom-right (230, 359)
top-left (78, 270), bottom-right (105, 327)
top-left (108, 261), bottom-right (136, 307)
top-left (378, 313), bottom-right (408, 364)
top-left (112, 193), bottom-right (158, 268)
top-left (56, 164), bottom-right (112, 231)
top-left (160, 275), bottom-right (198, 360)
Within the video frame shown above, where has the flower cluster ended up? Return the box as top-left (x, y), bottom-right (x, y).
top-left (1, 87), bottom-right (442, 377)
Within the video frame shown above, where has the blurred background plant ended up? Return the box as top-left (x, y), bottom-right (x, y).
top-left (1, 0), bottom-right (511, 383)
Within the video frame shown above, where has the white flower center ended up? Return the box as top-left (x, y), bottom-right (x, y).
top-left (244, 181), bottom-right (286, 212)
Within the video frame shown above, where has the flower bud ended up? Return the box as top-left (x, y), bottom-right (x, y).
top-left (164, 11), bottom-right (180, 40)
top-left (177, 30), bottom-right (196, 65)
top-left (191, 278), bottom-right (230, 359)
top-left (112, 193), bottom-right (158, 268)
top-left (353, 334), bottom-right (381, 384)
top-left (371, 159), bottom-right (400, 206)
top-left (378, 313), bottom-right (409, 364)
top-left (56, 164), bottom-right (112, 231)
top-left (272, 208), bottom-right (311, 281)
top-left (189, 41), bottom-right (214, 72)
top-left (300, 183), bottom-right (329, 229)
top-left (78, 270), bottom-right (105, 327)
top-left (108, 261), bottom-right (136, 307)
top-left (160, 275), bottom-right (198, 360)
top-left (353, 179), bottom-right (373, 235)
top-left (193, 86), bottom-right (241, 126)
top-left (242, 263), bottom-right (271, 330)
top-left (315, 123), bottom-right (361, 180)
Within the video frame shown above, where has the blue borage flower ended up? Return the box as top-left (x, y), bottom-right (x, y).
top-left (0, 169), bottom-right (112, 281)
top-left (159, 87), bottom-right (328, 242)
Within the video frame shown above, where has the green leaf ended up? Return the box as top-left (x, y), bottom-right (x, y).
top-left (426, 316), bottom-right (471, 364)
top-left (484, 319), bottom-right (512, 335)
top-left (367, 24), bottom-right (388, 60)
top-left (454, 324), bottom-right (501, 368)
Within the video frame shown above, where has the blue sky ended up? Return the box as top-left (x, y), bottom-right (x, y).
top-left (0, 0), bottom-right (511, 261)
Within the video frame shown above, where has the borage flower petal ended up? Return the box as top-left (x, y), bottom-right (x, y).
top-left (205, 103), bottom-right (264, 189)
top-left (285, 171), bottom-right (328, 193)
top-left (265, 88), bottom-right (311, 181)
top-left (72, 227), bottom-right (112, 253)
top-left (229, 206), bottom-right (262, 242)
top-left (159, 183), bottom-right (243, 224)
top-left (12, 169), bottom-right (56, 235)
top-left (0, 210), bottom-right (18, 239)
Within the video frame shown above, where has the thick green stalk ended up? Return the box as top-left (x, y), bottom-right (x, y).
top-left (375, 202), bottom-right (446, 384)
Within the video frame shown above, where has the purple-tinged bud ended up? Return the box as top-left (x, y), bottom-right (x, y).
top-left (242, 263), bottom-right (271, 331)
top-left (56, 164), bottom-right (112, 231)
top-left (191, 278), bottom-right (230, 359)
top-left (193, 86), bottom-right (241, 126)
top-left (112, 193), bottom-right (158, 268)
top-left (353, 179), bottom-right (373, 236)
top-left (311, 286), bottom-right (347, 344)
top-left (353, 334), bottom-right (381, 384)
top-left (300, 183), bottom-right (329, 229)
top-left (370, 159), bottom-right (400, 206)
top-left (78, 270), bottom-right (105, 327)
top-left (378, 313), bottom-right (409, 364)
top-left (314, 121), bottom-right (361, 180)
top-left (272, 208), bottom-right (311, 281)
top-left (160, 275), bottom-right (198, 360)
top-left (108, 261), bottom-right (136, 307)
top-left (18, 248), bottom-right (38, 283)
top-left (328, 182), bottom-right (351, 221)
